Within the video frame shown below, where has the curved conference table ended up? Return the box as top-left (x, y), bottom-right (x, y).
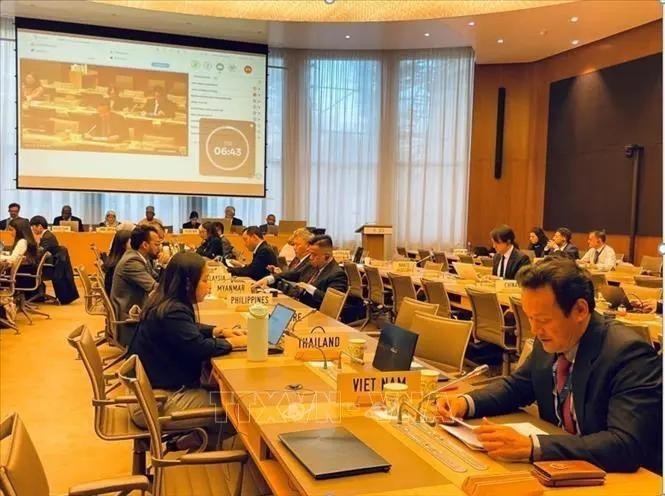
top-left (202, 289), bottom-right (661, 496)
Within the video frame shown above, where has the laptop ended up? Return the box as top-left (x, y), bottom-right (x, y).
top-left (279, 427), bottom-right (391, 480)
top-left (233, 303), bottom-right (295, 354)
top-left (352, 246), bottom-right (364, 264)
top-left (453, 262), bottom-right (479, 281)
top-left (372, 324), bottom-right (419, 371)
top-left (600, 285), bottom-right (634, 311)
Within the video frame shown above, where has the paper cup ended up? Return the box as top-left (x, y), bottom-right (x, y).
top-left (348, 338), bottom-right (367, 361)
top-left (420, 369), bottom-right (439, 396)
top-left (383, 382), bottom-right (408, 416)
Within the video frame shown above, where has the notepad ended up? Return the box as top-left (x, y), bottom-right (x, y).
top-left (440, 421), bottom-right (548, 451)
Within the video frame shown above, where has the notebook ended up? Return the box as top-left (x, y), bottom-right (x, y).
top-left (279, 427), bottom-right (391, 480)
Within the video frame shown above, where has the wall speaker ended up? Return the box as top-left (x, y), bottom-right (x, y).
top-left (494, 87), bottom-right (506, 179)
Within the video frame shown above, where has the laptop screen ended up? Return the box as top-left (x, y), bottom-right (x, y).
top-left (269, 304), bottom-right (296, 345)
top-left (372, 324), bottom-right (419, 371)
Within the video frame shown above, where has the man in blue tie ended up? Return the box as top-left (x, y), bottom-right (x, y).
top-left (438, 258), bottom-right (661, 473)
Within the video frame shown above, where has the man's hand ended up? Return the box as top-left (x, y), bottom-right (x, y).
top-left (296, 282), bottom-right (316, 295)
top-left (225, 335), bottom-right (248, 349)
top-left (214, 327), bottom-right (246, 338)
top-left (474, 418), bottom-right (532, 461)
top-left (436, 395), bottom-right (468, 422)
top-left (267, 265), bottom-right (283, 275)
top-left (252, 277), bottom-right (270, 290)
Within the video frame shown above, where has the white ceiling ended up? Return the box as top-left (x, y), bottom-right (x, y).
top-left (1, 0), bottom-right (661, 63)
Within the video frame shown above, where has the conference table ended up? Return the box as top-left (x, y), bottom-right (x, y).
top-left (0, 231), bottom-right (291, 274)
top-left (204, 291), bottom-right (662, 496)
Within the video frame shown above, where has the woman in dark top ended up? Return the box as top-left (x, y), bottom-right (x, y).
top-left (212, 221), bottom-right (237, 259)
top-left (102, 229), bottom-right (131, 295)
top-left (9, 218), bottom-right (40, 293)
top-left (127, 252), bottom-right (246, 445)
top-left (196, 222), bottom-right (224, 259)
top-left (527, 227), bottom-right (549, 258)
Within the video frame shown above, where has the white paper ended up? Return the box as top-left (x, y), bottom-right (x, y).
top-left (439, 421), bottom-right (548, 451)
top-left (503, 422), bottom-right (548, 437)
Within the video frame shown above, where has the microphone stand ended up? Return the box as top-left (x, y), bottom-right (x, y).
top-left (397, 364), bottom-right (489, 425)
top-left (337, 351), bottom-right (365, 369)
top-left (284, 330), bottom-right (329, 369)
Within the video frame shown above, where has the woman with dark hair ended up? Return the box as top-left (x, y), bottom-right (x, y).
top-left (489, 224), bottom-right (531, 280)
top-left (196, 222), bottom-right (224, 259)
top-left (103, 229), bottom-right (132, 295)
top-left (127, 252), bottom-right (246, 446)
top-left (8, 218), bottom-right (38, 265)
top-left (212, 221), bottom-right (237, 260)
top-left (528, 227), bottom-right (549, 258)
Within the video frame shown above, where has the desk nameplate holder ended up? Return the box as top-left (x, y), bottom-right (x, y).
top-left (226, 293), bottom-right (271, 311)
top-left (337, 370), bottom-right (421, 405)
top-left (214, 281), bottom-right (253, 298)
top-left (282, 331), bottom-right (349, 361)
top-left (392, 260), bottom-right (417, 274)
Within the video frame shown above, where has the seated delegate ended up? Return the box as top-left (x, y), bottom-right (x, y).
top-left (489, 225), bottom-right (530, 280)
top-left (438, 258), bottom-right (662, 473)
top-left (195, 222), bottom-right (224, 260)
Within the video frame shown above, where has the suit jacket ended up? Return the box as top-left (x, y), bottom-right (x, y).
top-left (527, 242), bottom-right (545, 258)
top-left (128, 302), bottom-right (231, 389)
top-left (228, 241), bottom-right (277, 281)
top-left (111, 249), bottom-right (158, 345)
top-left (39, 230), bottom-right (59, 255)
top-left (182, 221), bottom-right (201, 230)
top-left (273, 256), bottom-right (315, 297)
top-left (53, 216), bottom-right (84, 232)
top-left (491, 248), bottom-right (530, 280)
top-left (467, 314), bottom-right (662, 473)
top-left (0, 217), bottom-right (25, 231)
top-left (298, 259), bottom-right (349, 310)
top-left (49, 245), bottom-right (79, 304)
top-left (145, 97), bottom-right (176, 118)
top-left (544, 243), bottom-right (580, 260)
top-left (231, 217), bottom-right (243, 226)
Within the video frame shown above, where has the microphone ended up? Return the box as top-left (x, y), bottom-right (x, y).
top-left (337, 350), bottom-right (364, 369)
top-left (284, 330), bottom-right (328, 369)
top-left (290, 309), bottom-right (316, 329)
top-left (397, 364), bottom-right (489, 424)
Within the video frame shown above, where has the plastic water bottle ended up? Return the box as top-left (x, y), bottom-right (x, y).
top-left (247, 303), bottom-right (269, 362)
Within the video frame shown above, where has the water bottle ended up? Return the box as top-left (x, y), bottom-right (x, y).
top-left (247, 303), bottom-right (269, 362)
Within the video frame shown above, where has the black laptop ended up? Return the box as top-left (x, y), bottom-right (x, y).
top-left (279, 427), bottom-right (391, 480)
top-left (600, 285), bottom-right (634, 311)
top-left (352, 246), bottom-right (364, 264)
top-left (372, 324), bottom-right (419, 371)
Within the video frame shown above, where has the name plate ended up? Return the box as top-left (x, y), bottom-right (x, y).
top-left (51, 225), bottom-right (71, 232)
top-left (215, 280), bottom-right (253, 298)
top-left (453, 248), bottom-right (469, 256)
top-left (364, 226), bottom-right (393, 235)
top-left (337, 370), bottom-right (421, 404)
top-left (182, 228), bottom-right (199, 234)
top-left (333, 250), bottom-right (351, 262)
top-left (283, 332), bottom-right (349, 361)
top-left (392, 260), bottom-right (416, 273)
top-left (96, 226), bottom-right (117, 233)
top-left (496, 279), bottom-right (520, 292)
top-left (207, 265), bottom-right (232, 296)
top-left (422, 269), bottom-right (444, 279)
top-left (227, 293), bottom-right (271, 309)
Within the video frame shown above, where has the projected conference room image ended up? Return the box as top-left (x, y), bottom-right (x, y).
top-left (19, 59), bottom-right (188, 156)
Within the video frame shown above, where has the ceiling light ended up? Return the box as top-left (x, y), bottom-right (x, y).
top-left (570, 16), bottom-right (579, 23)
top-left (424, 32), bottom-right (430, 37)
top-left (539, 30), bottom-right (547, 36)
top-left (658, 243), bottom-right (665, 255)
top-left (468, 21), bottom-right (475, 27)
top-left (571, 39), bottom-right (579, 45)
top-left (497, 38), bottom-right (504, 44)
top-left (344, 34), bottom-right (351, 39)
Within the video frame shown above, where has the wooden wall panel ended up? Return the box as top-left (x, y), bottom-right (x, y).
top-left (468, 21), bottom-right (662, 263)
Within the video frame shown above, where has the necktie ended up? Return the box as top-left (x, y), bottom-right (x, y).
top-left (307, 268), bottom-right (321, 285)
top-left (555, 354), bottom-right (576, 434)
top-left (593, 248), bottom-right (603, 264)
top-left (288, 257), bottom-right (299, 269)
top-left (498, 256), bottom-right (505, 278)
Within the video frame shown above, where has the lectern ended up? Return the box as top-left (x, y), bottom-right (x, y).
top-left (355, 224), bottom-right (393, 259)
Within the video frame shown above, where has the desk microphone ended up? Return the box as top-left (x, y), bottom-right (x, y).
top-left (291, 309), bottom-right (316, 328)
top-left (397, 364), bottom-right (489, 424)
top-left (337, 351), bottom-right (364, 369)
top-left (283, 330), bottom-right (328, 369)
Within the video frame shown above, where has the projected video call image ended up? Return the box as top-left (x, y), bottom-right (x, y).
top-left (19, 59), bottom-right (189, 156)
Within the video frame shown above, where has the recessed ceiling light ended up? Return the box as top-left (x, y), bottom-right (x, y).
top-left (571, 39), bottom-right (579, 45)
top-left (468, 21), bottom-right (476, 27)
top-left (497, 38), bottom-right (504, 44)
top-left (539, 29), bottom-right (547, 36)
top-left (424, 32), bottom-right (430, 37)
top-left (570, 16), bottom-right (579, 23)
top-left (345, 34), bottom-right (351, 39)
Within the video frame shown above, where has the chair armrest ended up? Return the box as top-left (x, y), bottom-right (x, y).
top-left (163, 407), bottom-right (218, 421)
top-left (15, 273), bottom-right (37, 279)
top-left (152, 450), bottom-right (248, 467)
top-left (94, 391), bottom-right (168, 406)
top-left (67, 475), bottom-right (149, 496)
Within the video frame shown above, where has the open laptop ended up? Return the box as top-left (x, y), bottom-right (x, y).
top-left (452, 262), bottom-right (480, 281)
top-left (233, 303), bottom-right (295, 354)
top-left (279, 426), bottom-right (391, 480)
top-left (352, 246), bottom-right (364, 264)
top-left (600, 285), bottom-right (634, 311)
top-left (372, 324), bottom-right (419, 371)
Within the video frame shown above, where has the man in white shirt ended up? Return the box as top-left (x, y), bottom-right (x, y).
top-left (579, 230), bottom-right (616, 271)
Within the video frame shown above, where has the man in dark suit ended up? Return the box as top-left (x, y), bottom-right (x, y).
top-left (252, 227), bottom-right (315, 294)
top-left (0, 203), bottom-right (23, 231)
top-left (224, 206), bottom-right (243, 226)
top-left (293, 235), bottom-right (349, 310)
top-left (182, 210), bottom-right (201, 230)
top-left (53, 205), bottom-right (84, 232)
top-left (544, 227), bottom-right (580, 260)
top-left (438, 258), bottom-right (661, 473)
top-left (29, 215), bottom-right (59, 255)
top-left (490, 225), bottom-right (530, 280)
top-left (227, 226), bottom-right (277, 280)
top-left (259, 214), bottom-right (277, 235)
top-left (111, 225), bottom-right (161, 346)
top-left (85, 99), bottom-right (128, 143)
top-left (144, 86), bottom-right (176, 118)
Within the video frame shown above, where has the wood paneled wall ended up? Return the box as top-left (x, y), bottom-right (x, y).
top-left (467, 21), bottom-right (662, 263)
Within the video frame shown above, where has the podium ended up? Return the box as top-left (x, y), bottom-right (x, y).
top-left (355, 224), bottom-right (393, 259)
